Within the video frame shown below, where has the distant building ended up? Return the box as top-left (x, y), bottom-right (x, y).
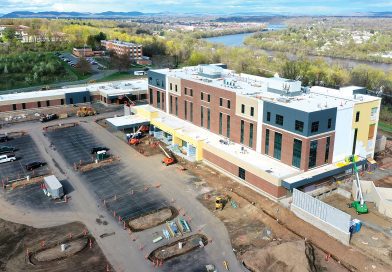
top-left (72, 47), bottom-right (104, 58)
top-left (0, 25), bottom-right (66, 43)
top-left (101, 40), bottom-right (143, 58)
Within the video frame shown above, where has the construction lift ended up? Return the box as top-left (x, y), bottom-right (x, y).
top-left (348, 155), bottom-right (368, 214)
top-left (159, 144), bottom-right (176, 166)
top-left (128, 125), bottom-right (149, 145)
top-left (76, 107), bottom-right (96, 117)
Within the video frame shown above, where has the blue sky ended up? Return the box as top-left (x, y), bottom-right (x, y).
top-left (1, 0), bottom-right (391, 15)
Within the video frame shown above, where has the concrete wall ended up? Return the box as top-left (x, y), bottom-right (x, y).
top-left (291, 189), bottom-right (351, 245)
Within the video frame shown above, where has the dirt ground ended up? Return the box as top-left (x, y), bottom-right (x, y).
top-left (177, 158), bottom-right (392, 272)
top-left (0, 219), bottom-right (111, 272)
top-left (33, 238), bottom-right (88, 262)
top-left (128, 206), bottom-right (177, 231)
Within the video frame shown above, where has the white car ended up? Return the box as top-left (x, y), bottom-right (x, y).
top-left (0, 154), bottom-right (16, 164)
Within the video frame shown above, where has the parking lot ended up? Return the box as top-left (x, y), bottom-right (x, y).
top-left (46, 126), bottom-right (169, 221)
top-left (0, 135), bottom-right (50, 182)
top-left (59, 53), bottom-right (104, 73)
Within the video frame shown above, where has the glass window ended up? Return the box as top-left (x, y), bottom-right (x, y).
top-left (295, 120), bottom-right (304, 132)
top-left (311, 121), bottom-right (319, 133)
top-left (175, 97), bottom-right (178, 116)
top-left (200, 106), bottom-right (204, 127)
top-left (227, 100), bottom-right (231, 109)
top-left (184, 101), bottom-right (187, 119)
top-left (355, 111), bottom-right (360, 122)
top-left (190, 102), bottom-right (193, 122)
top-left (219, 98), bottom-right (223, 107)
top-left (327, 118), bottom-right (332, 129)
top-left (170, 95), bottom-right (173, 114)
top-left (371, 107), bottom-right (378, 120)
top-left (219, 113), bottom-right (223, 134)
top-left (170, 83), bottom-right (172, 90)
top-left (238, 167), bottom-right (246, 180)
top-left (240, 120), bottom-right (245, 144)
top-left (37, 102), bottom-right (40, 108)
top-left (250, 107), bottom-right (254, 117)
top-left (368, 124), bottom-right (375, 140)
top-left (275, 114), bottom-right (284, 126)
top-left (175, 85), bottom-right (178, 92)
top-left (149, 88), bottom-right (153, 104)
top-left (184, 87), bottom-right (187, 95)
top-left (273, 132), bottom-right (282, 160)
top-left (265, 129), bottom-right (270, 155)
top-left (309, 140), bottom-right (318, 168)
top-left (207, 108), bottom-right (211, 130)
top-left (249, 123), bottom-right (254, 148)
top-left (227, 115), bottom-right (230, 138)
top-left (241, 104), bottom-right (245, 114)
top-left (325, 137), bottom-right (330, 163)
top-left (201, 92), bottom-right (204, 100)
top-left (267, 111), bottom-right (271, 122)
top-left (292, 139), bottom-right (302, 168)
top-left (190, 89), bottom-right (193, 97)
top-left (208, 94), bottom-right (211, 102)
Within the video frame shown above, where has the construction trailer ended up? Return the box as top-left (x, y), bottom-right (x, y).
top-left (43, 175), bottom-right (64, 199)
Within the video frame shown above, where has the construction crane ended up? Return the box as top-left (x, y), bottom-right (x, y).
top-left (348, 155), bottom-right (368, 214)
top-left (158, 144), bottom-right (175, 166)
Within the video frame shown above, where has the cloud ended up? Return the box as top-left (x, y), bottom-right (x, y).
top-left (1, 0), bottom-right (390, 14)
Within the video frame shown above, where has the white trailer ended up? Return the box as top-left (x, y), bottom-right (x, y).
top-left (43, 175), bottom-right (64, 199)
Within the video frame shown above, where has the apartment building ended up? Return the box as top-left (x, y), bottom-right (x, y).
top-left (131, 64), bottom-right (381, 200)
top-left (101, 40), bottom-right (143, 58)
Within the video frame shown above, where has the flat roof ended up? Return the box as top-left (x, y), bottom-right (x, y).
top-left (0, 79), bottom-right (148, 103)
top-left (44, 175), bottom-right (62, 190)
top-left (106, 115), bottom-right (149, 129)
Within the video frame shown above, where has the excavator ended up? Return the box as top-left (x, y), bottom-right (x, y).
top-left (159, 144), bottom-right (175, 166)
top-left (347, 155), bottom-right (368, 214)
top-left (76, 107), bottom-right (96, 117)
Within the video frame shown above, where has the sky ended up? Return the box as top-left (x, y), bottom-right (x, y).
top-left (0, 0), bottom-right (391, 15)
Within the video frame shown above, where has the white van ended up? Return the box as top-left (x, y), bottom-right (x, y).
top-left (0, 154), bottom-right (16, 164)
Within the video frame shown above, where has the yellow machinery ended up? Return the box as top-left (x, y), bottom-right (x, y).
top-left (215, 196), bottom-right (228, 210)
top-left (76, 107), bottom-right (96, 117)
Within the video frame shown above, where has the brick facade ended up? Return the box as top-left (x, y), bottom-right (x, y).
top-left (203, 149), bottom-right (287, 198)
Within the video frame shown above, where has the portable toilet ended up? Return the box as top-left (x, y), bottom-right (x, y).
top-left (43, 175), bottom-right (64, 199)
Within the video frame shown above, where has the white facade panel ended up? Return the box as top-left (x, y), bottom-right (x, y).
top-left (333, 107), bottom-right (354, 162)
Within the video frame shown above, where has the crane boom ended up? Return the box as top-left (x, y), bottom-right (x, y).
top-left (352, 159), bottom-right (364, 205)
top-left (159, 144), bottom-right (171, 159)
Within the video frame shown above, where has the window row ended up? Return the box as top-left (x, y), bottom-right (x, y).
top-left (241, 104), bottom-right (255, 117)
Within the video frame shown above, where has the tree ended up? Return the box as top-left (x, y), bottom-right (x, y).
top-left (75, 57), bottom-right (92, 76)
top-left (3, 27), bottom-right (16, 42)
top-left (86, 32), bottom-right (107, 50)
top-left (109, 51), bottom-right (131, 71)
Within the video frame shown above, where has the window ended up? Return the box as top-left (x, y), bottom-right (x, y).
top-left (219, 98), bottom-right (223, 107)
top-left (46, 100), bottom-right (50, 107)
top-left (157, 91), bottom-right (161, 109)
top-left (12, 104), bottom-right (16, 110)
top-left (207, 108), bottom-right (211, 130)
top-left (249, 123), bottom-right (254, 148)
top-left (184, 87), bottom-right (187, 95)
top-left (156, 79), bottom-right (160, 86)
top-left (267, 111), bottom-right (271, 122)
top-left (265, 129), bottom-right (270, 155)
top-left (170, 95), bottom-right (173, 114)
top-left (292, 139), bottom-right (302, 168)
top-left (201, 92), bottom-right (204, 100)
top-left (273, 132), bottom-right (282, 160)
top-left (184, 101), bottom-right (187, 120)
top-left (201, 106), bottom-right (204, 127)
top-left (295, 120), bottom-right (304, 132)
top-left (149, 88), bottom-right (153, 104)
top-left (325, 137), bottom-right (330, 163)
top-left (227, 115), bottom-right (230, 138)
top-left (190, 102), bottom-right (193, 122)
top-left (227, 100), bottom-right (231, 109)
top-left (352, 128), bottom-right (358, 154)
top-left (327, 118), bottom-right (332, 129)
top-left (371, 107), bottom-right (378, 120)
top-left (240, 120), bottom-right (245, 144)
top-left (368, 124), bottom-right (375, 140)
top-left (83, 96), bottom-right (87, 103)
top-left (161, 92), bottom-right (164, 109)
top-left (207, 94), bottom-right (211, 102)
top-left (170, 83), bottom-right (172, 90)
top-left (175, 85), bottom-right (178, 92)
top-left (60, 99), bottom-right (64, 105)
top-left (250, 107), bottom-right (254, 117)
top-left (149, 77), bottom-right (152, 83)
top-left (37, 102), bottom-right (41, 108)
top-left (355, 111), bottom-right (360, 122)
top-left (219, 113), bottom-right (223, 134)
top-left (175, 97), bottom-right (178, 116)
top-left (309, 140), bottom-right (318, 168)
top-left (241, 104), bottom-right (245, 114)
top-left (275, 114), bottom-right (284, 126)
top-left (311, 121), bottom-right (319, 133)
top-left (190, 89), bottom-right (193, 97)
top-left (238, 167), bottom-right (246, 180)
top-left (22, 103), bottom-right (26, 109)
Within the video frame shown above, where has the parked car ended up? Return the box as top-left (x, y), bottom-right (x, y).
top-left (0, 154), bottom-right (16, 164)
top-left (0, 146), bottom-right (16, 154)
top-left (40, 113), bottom-right (58, 123)
top-left (90, 147), bottom-right (109, 154)
top-left (0, 134), bottom-right (9, 142)
top-left (25, 161), bottom-right (46, 171)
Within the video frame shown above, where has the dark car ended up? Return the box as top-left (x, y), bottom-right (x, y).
top-left (25, 161), bottom-right (46, 171)
top-left (0, 146), bottom-right (16, 154)
top-left (0, 134), bottom-right (9, 142)
top-left (90, 147), bottom-right (109, 154)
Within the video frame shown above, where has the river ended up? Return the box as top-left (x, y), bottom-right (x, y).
top-left (204, 30), bottom-right (391, 72)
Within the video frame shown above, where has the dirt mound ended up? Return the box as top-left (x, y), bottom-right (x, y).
top-left (33, 238), bottom-right (88, 263)
top-left (128, 206), bottom-right (178, 231)
top-left (241, 240), bottom-right (310, 272)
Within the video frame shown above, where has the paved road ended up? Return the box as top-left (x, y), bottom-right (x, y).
top-left (0, 115), bottom-right (244, 272)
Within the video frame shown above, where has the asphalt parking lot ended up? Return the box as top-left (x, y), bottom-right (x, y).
top-left (46, 126), bottom-right (169, 221)
top-left (0, 135), bottom-right (50, 182)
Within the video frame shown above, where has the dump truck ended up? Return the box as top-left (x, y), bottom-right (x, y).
top-left (76, 107), bottom-right (96, 117)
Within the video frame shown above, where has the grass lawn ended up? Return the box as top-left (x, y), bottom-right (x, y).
top-left (378, 121), bottom-right (392, 134)
top-left (97, 71), bottom-right (146, 82)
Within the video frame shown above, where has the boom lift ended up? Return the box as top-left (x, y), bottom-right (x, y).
top-left (348, 155), bottom-right (368, 214)
top-left (159, 144), bottom-right (175, 166)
